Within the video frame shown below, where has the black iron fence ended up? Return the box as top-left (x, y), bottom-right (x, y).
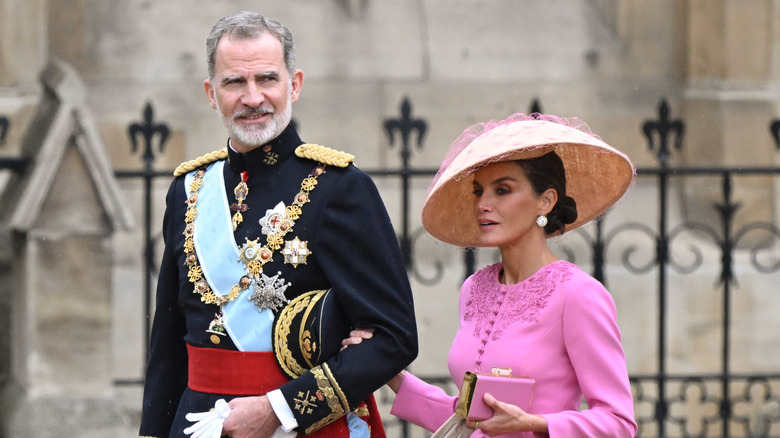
top-left (115, 102), bottom-right (172, 353)
top-left (0, 115), bottom-right (27, 171)
top-left (375, 99), bottom-right (780, 438)
top-left (99, 98), bottom-right (780, 437)
top-left (4, 96), bottom-right (780, 437)
top-left (367, 99), bottom-right (780, 438)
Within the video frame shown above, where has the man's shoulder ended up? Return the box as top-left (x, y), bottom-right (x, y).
top-left (295, 144), bottom-right (354, 168)
top-left (170, 143), bottom-right (357, 177)
top-left (173, 148), bottom-right (228, 177)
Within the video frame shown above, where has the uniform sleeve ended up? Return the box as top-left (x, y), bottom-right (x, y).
top-left (278, 168), bottom-right (419, 435)
top-left (138, 179), bottom-right (189, 438)
top-left (390, 372), bottom-right (458, 432)
top-left (540, 280), bottom-right (637, 438)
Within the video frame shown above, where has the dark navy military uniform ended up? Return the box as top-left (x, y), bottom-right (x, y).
top-left (139, 124), bottom-right (418, 437)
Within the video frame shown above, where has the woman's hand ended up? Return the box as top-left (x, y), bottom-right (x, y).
top-left (340, 328), bottom-right (375, 351)
top-left (466, 393), bottom-right (548, 436)
top-left (340, 328), bottom-right (407, 394)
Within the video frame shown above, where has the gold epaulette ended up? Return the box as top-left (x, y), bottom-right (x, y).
top-left (295, 144), bottom-right (354, 168)
top-left (173, 148), bottom-right (229, 177)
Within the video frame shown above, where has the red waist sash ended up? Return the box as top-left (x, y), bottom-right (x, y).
top-left (186, 344), bottom-right (355, 437)
top-left (187, 344), bottom-right (287, 395)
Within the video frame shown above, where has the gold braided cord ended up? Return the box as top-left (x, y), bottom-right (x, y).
top-left (173, 148), bottom-right (229, 177)
top-left (322, 362), bottom-right (350, 413)
top-left (295, 144), bottom-right (354, 168)
top-left (174, 143), bottom-right (353, 177)
top-left (274, 290), bottom-right (326, 378)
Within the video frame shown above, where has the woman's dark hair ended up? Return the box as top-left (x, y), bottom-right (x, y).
top-left (515, 151), bottom-right (578, 235)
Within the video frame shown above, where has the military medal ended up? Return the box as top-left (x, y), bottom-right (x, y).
top-left (207, 313), bottom-right (227, 344)
top-left (249, 271), bottom-right (291, 312)
top-left (283, 237), bottom-right (310, 267)
top-left (260, 202), bottom-right (292, 236)
top-left (230, 171), bottom-right (250, 230)
top-left (183, 165), bottom-right (326, 343)
top-left (237, 240), bottom-right (291, 312)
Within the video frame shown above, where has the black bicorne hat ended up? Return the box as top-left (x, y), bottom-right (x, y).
top-left (273, 289), bottom-right (352, 379)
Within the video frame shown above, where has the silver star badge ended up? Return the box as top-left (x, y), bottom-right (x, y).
top-left (259, 202), bottom-right (289, 236)
top-left (248, 271), bottom-right (290, 312)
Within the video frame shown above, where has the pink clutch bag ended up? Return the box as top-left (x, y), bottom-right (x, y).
top-left (455, 367), bottom-right (535, 421)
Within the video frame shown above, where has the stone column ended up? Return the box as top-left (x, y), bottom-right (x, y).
top-left (5, 230), bottom-right (127, 437)
top-left (2, 150), bottom-right (132, 438)
top-left (0, 60), bottom-right (135, 437)
top-left (681, 0), bottom-right (776, 232)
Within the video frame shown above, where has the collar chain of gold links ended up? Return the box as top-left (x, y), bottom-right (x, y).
top-left (182, 164), bottom-right (326, 306)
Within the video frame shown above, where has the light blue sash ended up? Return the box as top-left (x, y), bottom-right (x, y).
top-left (185, 161), bottom-right (274, 352)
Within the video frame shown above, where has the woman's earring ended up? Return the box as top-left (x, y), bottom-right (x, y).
top-left (536, 215), bottom-right (548, 227)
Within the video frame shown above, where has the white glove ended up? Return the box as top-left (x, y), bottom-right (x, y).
top-left (271, 428), bottom-right (297, 438)
top-left (184, 398), bottom-right (231, 438)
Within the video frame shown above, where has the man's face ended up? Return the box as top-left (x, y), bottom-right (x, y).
top-left (204, 32), bottom-right (303, 153)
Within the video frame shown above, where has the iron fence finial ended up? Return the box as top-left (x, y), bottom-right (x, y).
top-left (384, 97), bottom-right (427, 154)
top-left (642, 99), bottom-right (684, 167)
top-left (128, 101), bottom-right (170, 164)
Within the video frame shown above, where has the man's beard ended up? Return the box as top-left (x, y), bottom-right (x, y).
top-left (217, 92), bottom-right (293, 148)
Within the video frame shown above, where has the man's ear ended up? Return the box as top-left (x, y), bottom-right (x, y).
top-left (204, 79), bottom-right (217, 110)
top-left (290, 69), bottom-right (304, 103)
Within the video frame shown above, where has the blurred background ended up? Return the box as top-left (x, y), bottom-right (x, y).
top-left (1, 1), bottom-right (780, 437)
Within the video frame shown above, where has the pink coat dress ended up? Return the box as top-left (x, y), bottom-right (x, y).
top-left (391, 260), bottom-right (637, 437)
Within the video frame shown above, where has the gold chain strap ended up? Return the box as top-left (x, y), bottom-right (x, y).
top-left (182, 164), bottom-right (326, 306)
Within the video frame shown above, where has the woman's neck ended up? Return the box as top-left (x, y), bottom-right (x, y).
top-left (498, 238), bottom-right (558, 285)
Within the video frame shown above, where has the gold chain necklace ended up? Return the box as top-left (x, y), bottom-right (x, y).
top-left (183, 164), bottom-right (326, 343)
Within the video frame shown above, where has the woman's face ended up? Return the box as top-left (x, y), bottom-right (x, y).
top-left (471, 161), bottom-right (552, 248)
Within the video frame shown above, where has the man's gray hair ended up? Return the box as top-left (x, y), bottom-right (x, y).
top-left (206, 11), bottom-right (296, 79)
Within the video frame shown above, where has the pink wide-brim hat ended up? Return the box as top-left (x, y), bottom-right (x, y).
top-left (421, 114), bottom-right (635, 247)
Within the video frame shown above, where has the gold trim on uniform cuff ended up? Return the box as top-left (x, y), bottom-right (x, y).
top-left (305, 364), bottom-right (348, 434)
